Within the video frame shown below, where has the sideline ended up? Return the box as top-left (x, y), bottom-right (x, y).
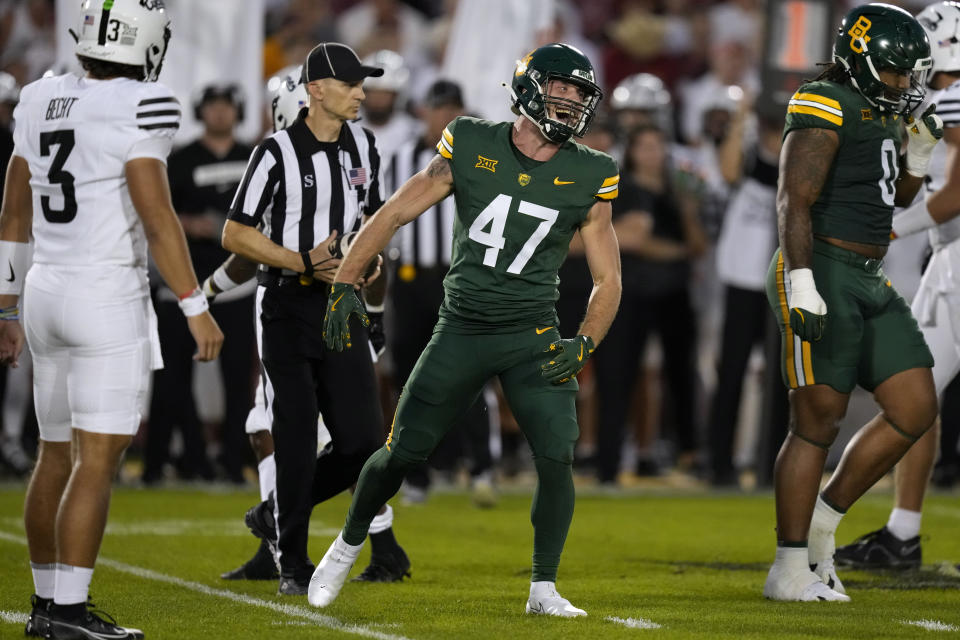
top-left (0, 529), bottom-right (413, 640)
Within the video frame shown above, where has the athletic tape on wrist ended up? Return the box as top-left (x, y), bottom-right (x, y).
top-left (212, 265), bottom-right (242, 293)
top-left (0, 240), bottom-right (32, 296)
top-left (177, 288), bottom-right (209, 317)
top-left (365, 302), bottom-right (385, 313)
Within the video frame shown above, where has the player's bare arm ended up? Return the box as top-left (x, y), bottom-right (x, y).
top-left (925, 126), bottom-right (960, 222)
top-left (127, 157), bottom-right (224, 361)
top-left (0, 156), bottom-right (32, 367)
top-left (576, 199), bottom-right (621, 347)
top-left (335, 154), bottom-right (453, 285)
top-left (777, 127), bottom-right (839, 270)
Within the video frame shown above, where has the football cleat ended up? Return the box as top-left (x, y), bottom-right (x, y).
top-left (834, 527), bottom-right (921, 570)
top-left (763, 565), bottom-right (850, 602)
top-left (244, 494), bottom-right (279, 570)
top-left (24, 594), bottom-right (51, 638)
top-left (808, 525), bottom-right (846, 594)
top-left (46, 601), bottom-right (144, 639)
top-left (351, 546), bottom-right (411, 583)
top-left (221, 539), bottom-right (280, 581)
top-left (278, 575), bottom-right (310, 596)
top-left (308, 534), bottom-right (363, 608)
top-left (525, 586), bottom-right (587, 617)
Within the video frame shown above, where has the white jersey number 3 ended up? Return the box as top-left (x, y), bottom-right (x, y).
top-left (468, 194), bottom-right (558, 274)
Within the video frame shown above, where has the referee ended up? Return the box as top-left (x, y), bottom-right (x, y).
top-left (222, 42), bottom-right (404, 595)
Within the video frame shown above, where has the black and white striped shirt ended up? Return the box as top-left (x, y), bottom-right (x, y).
top-left (386, 138), bottom-right (454, 269)
top-left (228, 111), bottom-right (383, 276)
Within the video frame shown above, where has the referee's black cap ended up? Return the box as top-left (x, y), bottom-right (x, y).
top-left (302, 43), bottom-right (384, 83)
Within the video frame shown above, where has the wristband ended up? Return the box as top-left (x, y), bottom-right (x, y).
top-left (0, 304), bottom-right (20, 321)
top-left (364, 301), bottom-right (385, 313)
top-left (0, 240), bottom-right (32, 296)
top-left (301, 250), bottom-right (314, 276)
top-left (891, 198), bottom-right (937, 239)
top-left (212, 264), bottom-right (243, 293)
top-left (177, 287), bottom-right (209, 317)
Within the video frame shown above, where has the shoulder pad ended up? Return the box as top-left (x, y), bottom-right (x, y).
top-left (134, 82), bottom-right (180, 134)
top-left (788, 81), bottom-right (846, 128)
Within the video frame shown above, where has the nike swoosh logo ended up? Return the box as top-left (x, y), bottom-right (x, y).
top-left (553, 177), bottom-right (574, 185)
top-left (901, 543), bottom-right (921, 556)
top-left (5, 260), bottom-right (13, 283)
top-left (577, 344), bottom-right (584, 362)
top-left (535, 326), bottom-right (554, 335)
top-left (330, 293), bottom-right (345, 311)
top-left (796, 309), bottom-right (805, 324)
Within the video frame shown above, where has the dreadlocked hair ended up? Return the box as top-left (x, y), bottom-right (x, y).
top-left (811, 61), bottom-right (849, 84)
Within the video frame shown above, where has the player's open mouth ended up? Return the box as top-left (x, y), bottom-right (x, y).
top-left (553, 106), bottom-right (575, 125)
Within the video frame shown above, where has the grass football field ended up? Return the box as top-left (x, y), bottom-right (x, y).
top-left (0, 483), bottom-right (958, 639)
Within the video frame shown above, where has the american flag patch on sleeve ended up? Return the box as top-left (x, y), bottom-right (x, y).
top-left (348, 167), bottom-right (367, 185)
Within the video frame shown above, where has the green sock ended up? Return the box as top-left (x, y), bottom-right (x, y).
top-left (343, 446), bottom-right (410, 545)
top-left (530, 456), bottom-right (575, 583)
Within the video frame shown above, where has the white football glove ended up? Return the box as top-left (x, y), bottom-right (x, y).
top-left (788, 268), bottom-right (827, 342)
top-left (905, 104), bottom-right (944, 178)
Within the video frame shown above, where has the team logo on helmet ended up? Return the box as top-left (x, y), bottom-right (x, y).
top-left (848, 16), bottom-right (872, 53)
top-left (140, 0), bottom-right (165, 9)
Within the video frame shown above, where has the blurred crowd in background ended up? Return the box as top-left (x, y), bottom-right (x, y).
top-left (0, 0), bottom-right (958, 501)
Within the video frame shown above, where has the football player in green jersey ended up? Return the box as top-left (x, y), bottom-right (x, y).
top-left (309, 43), bottom-right (622, 617)
top-left (763, 3), bottom-right (943, 602)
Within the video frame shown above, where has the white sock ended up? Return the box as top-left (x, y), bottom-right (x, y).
top-left (30, 562), bottom-right (56, 599)
top-left (887, 508), bottom-right (922, 540)
top-left (811, 495), bottom-right (845, 534)
top-left (774, 545), bottom-right (809, 573)
top-left (368, 504), bottom-right (393, 535)
top-left (53, 565), bottom-right (93, 605)
top-left (530, 580), bottom-right (558, 597)
top-left (258, 454), bottom-right (276, 503)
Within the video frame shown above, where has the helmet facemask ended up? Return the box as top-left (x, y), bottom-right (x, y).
top-left (512, 70), bottom-right (601, 144)
top-left (838, 46), bottom-right (930, 115)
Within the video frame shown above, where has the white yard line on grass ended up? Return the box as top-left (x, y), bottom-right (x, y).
top-left (0, 610), bottom-right (29, 625)
top-left (0, 529), bottom-right (412, 640)
top-left (606, 616), bottom-right (663, 629)
top-left (902, 619), bottom-right (959, 632)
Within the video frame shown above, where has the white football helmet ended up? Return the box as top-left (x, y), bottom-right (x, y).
top-left (917, 1), bottom-right (960, 74)
top-left (271, 65), bottom-right (308, 132)
top-left (360, 50), bottom-right (409, 93)
top-left (610, 73), bottom-right (672, 133)
top-left (0, 71), bottom-right (19, 104)
top-left (74, 0), bottom-right (171, 82)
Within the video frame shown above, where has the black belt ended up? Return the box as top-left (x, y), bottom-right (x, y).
top-left (257, 271), bottom-right (331, 293)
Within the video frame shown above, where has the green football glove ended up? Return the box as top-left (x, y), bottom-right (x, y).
top-left (787, 268), bottom-right (826, 342)
top-left (540, 335), bottom-right (595, 385)
top-left (323, 282), bottom-right (369, 352)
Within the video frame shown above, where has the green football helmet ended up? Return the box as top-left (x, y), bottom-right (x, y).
top-left (833, 3), bottom-right (932, 114)
top-left (509, 43), bottom-right (602, 144)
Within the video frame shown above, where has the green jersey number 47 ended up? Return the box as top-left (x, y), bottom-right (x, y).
top-left (468, 193), bottom-right (559, 274)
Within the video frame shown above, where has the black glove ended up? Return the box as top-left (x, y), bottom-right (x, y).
top-left (367, 311), bottom-right (386, 356)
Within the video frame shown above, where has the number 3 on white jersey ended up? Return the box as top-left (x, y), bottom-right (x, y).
top-left (467, 194), bottom-right (558, 274)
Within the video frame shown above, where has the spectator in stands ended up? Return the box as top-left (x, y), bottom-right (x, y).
top-left (593, 124), bottom-right (707, 484)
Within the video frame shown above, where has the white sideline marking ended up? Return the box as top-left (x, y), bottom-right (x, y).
top-left (0, 610), bottom-right (29, 625)
top-left (0, 517), bottom-right (341, 538)
top-left (902, 619), bottom-right (959, 632)
top-left (0, 530), bottom-right (412, 640)
top-left (606, 616), bottom-right (663, 629)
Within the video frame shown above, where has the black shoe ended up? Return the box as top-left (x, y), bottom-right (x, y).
top-left (834, 527), bottom-right (921, 570)
top-left (221, 539), bottom-right (280, 580)
top-left (47, 601), bottom-right (143, 639)
top-left (277, 575), bottom-right (310, 596)
top-left (244, 493), bottom-right (278, 562)
top-left (352, 546), bottom-right (411, 583)
top-left (24, 594), bottom-right (51, 637)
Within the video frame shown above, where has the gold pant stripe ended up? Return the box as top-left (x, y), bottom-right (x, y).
top-left (776, 253), bottom-right (799, 388)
